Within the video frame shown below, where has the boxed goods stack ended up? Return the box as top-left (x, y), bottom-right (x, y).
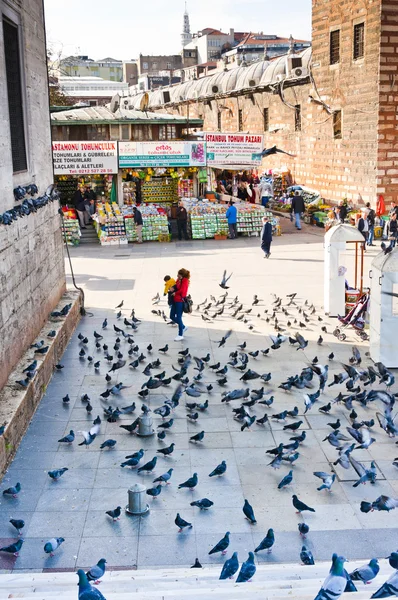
top-left (216, 213), bottom-right (228, 234)
top-left (124, 217), bottom-right (137, 242)
top-left (204, 214), bottom-right (218, 238)
top-left (237, 206), bottom-right (265, 236)
top-left (190, 215), bottom-right (206, 239)
top-left (142, 214), bottom-right (169, 241)
top-left (178, 179), bottom-right (194, 198)
top-left (122, 181), bottom-right (136, 205)
top-left (95, 202), bottom-right (127, 245)
top-left (142, 177), bottom-right (178, 203)
top-left (61, 208), bottom-right (80, 245)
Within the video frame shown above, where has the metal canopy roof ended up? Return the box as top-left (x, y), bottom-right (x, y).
top-left (51, 105), bottom-right (203, 125)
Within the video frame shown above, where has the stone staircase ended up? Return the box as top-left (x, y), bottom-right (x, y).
top-left (0, 559), bottom-right (392, 600)
top-left (79, 222), bottom-right (99, 244)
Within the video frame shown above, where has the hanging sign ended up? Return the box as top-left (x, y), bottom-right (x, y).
top-left (205, 133), bottom-right (264, 167)
top-left (52, 141), bottom-right (118, 174)
top-left (119, 141), bottom-right (206, 168)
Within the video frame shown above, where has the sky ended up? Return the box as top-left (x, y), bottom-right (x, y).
top-left (44, 0), bottom-right (312, 60)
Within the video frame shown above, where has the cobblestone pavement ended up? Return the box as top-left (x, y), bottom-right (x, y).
top-left (1, 226), bottom-right (396, 572)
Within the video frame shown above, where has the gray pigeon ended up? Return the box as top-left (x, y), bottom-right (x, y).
top-left (219, 552), bottom-right (239, 580)
top-left (178, 473), bottom-right (198, 490)
top-left (44, 537), bottom-right (65, 556)
top-left (313, 471), bottom-right (336, 492)
top-left (349, 558), bottom-right (379, 584)
top-left (86, 558), bottom-right (107, 584)
top-left (314, 554), bottom-right (347, 600)
top-left (236, 551), bottom-right (256, 583)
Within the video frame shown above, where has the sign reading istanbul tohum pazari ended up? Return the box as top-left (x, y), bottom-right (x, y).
top-left (205, 133), bottom-right (264, 167)
top-left (52, 142), bottom-right (118, 174)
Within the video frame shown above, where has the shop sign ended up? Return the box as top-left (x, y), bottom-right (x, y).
top-left (119, 141), bottom-right (206, 168)
top-left (52, 141), bottom-right (118, 175)
top-left (205, 133), bottom-right (264, 166)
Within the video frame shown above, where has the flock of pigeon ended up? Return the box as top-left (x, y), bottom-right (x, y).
top-left (2, 275), bottom-right (398, 599)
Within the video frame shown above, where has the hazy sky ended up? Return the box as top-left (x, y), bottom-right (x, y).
top-left (44, 0), bottom-right (311, 60)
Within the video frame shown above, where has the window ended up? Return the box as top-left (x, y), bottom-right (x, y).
top-left (3, 17), bottom-right (27, 172)
top-left (166, 62), bottom-right (172, 69)
top-left (353, 23), bottom-right (365, 60)
top-left (238, 109), bottom-right (243, 131)
top-left (330, 29), bottom-right (340, 65)
top-left (87, 125), bottom-right (109, 140)
top-left (217, 111), bottom-right (222, 130)
top-left (263, 107), bottom-right (269, 132)
top-left (121, 124), bottom-right (130, 140)
top-left (159, 124), bottom-right (177, 140)
top-left (110, 124), bottom-right (119, 140)
top-left (133, 125), bottom-right (153, 141)
top-left (152, 62), bottom-right (158, 70)
top-left (142, 62), bottom-right (148, 70)
top-left (333, 110), bottom-right (342, 139)
top-left (294, 105), bottom-right (301, 131)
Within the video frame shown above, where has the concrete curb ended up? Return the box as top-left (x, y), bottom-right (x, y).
top-left (0, 291), bottom-right (82, 476)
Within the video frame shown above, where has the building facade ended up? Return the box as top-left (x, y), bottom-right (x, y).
top-left (59, 55), bottom-right (123, 81)
top-left (144, 0), bottom-right (398, 206)
top-left (59, 76), bottom-right (129, 106)
top-left (0, 0), bottom-right (66, 389)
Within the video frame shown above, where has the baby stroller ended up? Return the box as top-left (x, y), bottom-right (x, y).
top-left (333, 290), bottom-right (370, 341)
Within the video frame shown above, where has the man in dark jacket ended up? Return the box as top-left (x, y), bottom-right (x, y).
top-left (73, 187), bottom-right (88, 229)
top-left (366, 201), bottom-right (376, 246)
top-left (133, 206), bottom-right (143, 243)
top-left (176, 201), bottom-right (189, 240)
top-left (261, 215), bottom-right (273, 258)
top-left (291, 191), bottom-right (305, 230)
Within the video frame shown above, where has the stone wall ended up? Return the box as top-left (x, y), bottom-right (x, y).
top-left (377, 0), bottom-right (398, 204)
top-left (0, 0), bottom-right (66, 390)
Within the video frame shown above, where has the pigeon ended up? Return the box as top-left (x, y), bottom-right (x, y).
top-left (190, 498), bottom-right (214, 510)
top-left (78, 431), bottom-right (96, 447)
top-left (209, 531), bottom-right (230, 555)
top-left (371, 571), bottom-right (398, 598)
top-left (146, 484), bottom-right (162, 499)
top-left (175, 513), bottom-right (192, 532)
top-left (100, 439), bottom-right (117, 450)
top-left (0, 539), bottom-right (23, 556)
top-left (254, 528), bottom-right (275, 553)
top-left (298, 522), bottom-right (310, 538)
top-left (349, 559), bottom-right (379, 584)
top-left (278, 470), bottom-right (293, 489)
top-left (215, 329), bottom-right (233, 348)
top-left (178, 473), bottom-right (198, 490)
top-left (219, 270), bottom-right (232, 289)
top-left (157, 419), bottom-right (174, 430)
top-left (190, 431), bottom-right (205, 443)
top-left (313, 471), bottom-right (336, 492)
top-left (137, 457), bottom-right (157, 473)
top-left (157, 443), bottom-right (175, 457)
top-left (360, 495), bottom-right (398, 513)
top-left (86, 558), bottom-right (107, 585)
top-left (159, 344), bottom-right (169, 353)
top-left (301, 545), bottom-right (315, 565)
top-left (106, 506), bottom-right (121, 521)
top-left (387, 552), bottom-right (398, 570)
top-left (319, 402), bottom-right (332, 414)
top-left (48, 468), bottom-right (68, 481)
top-left (314, 554), bottom-right (347, 600)
top-left (243, 499), bottom-right (256, 523)
top-left (191, 558), bottom-right (202, 568)
top-left (3, 482), bottom-right (21, 498)
top-left (349, 456), bottom-right (377, 487)
top-left (209, 461), bottom-right (227, 477)
top-left (77, 569), bottom-right (107, 600)
top-left (283, 420), bottom-right (303, 432)
top-left (220, 552), bottom-right (239, 580)
top-left (119, 420), bottom-right (139, 434)
top-left (58, 430), bottom-right (74, 444)
top-left (292, 495), bottom-right (315, 513)
top-left (153, 469), bottom-right (173, 485)
top-left (9, 519), bottom-right (25, 536)
top-left (44, 537), bottom-right (65, 556)
top-left (347, 426), bottom-right (376, 450)
top-left (236, 551), bottom-right (256, 583)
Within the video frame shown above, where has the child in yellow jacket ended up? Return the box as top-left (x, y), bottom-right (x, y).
top-left (163, 275), bottom-right (176, 306)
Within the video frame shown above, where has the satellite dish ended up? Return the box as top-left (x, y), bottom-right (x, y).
top-left (140, 92), bottom-right (149, 112)
top-left (110, 93), bottom-right (120, 113)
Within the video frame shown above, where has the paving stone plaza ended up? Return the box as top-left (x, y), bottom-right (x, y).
top-left (1, 224), bottom-right (397, 573)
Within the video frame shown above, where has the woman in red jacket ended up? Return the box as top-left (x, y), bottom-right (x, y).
top-left (170, 268), bottom-right (190, 341)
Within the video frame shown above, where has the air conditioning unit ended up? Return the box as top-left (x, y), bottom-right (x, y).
top-left (211, 85), bottom-right (219, 93)
top-left (291, 66), bottom-right (309, 79)
top-left (121, 98), bottom-right (130, 108)
top-left (248, 79), bottom-right (257, 87)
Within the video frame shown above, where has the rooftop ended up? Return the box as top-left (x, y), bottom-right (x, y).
top-left (50, 104), bottom-right (203, 125)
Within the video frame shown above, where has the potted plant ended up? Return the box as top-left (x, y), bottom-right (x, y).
top-left (214, 229), bottom-right (228, 240)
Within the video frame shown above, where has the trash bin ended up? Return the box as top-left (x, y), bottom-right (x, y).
top-left (125, 483), bottom-right (150, 516)
top-left (137, 413), bottom-right (155, 437)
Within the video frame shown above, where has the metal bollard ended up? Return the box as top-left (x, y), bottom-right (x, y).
top-left (137, 413), bottom-right (155, 437)
top-left (125, 483), bottom-right (150, 516)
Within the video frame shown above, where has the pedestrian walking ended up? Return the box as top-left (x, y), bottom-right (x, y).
top-left (366, 202), bottom-right (376, 246)
top-left (261, 215), bottom-right (273, 258)
top-left (169, 268), bottom-right (190, 341)
top-left (133, 206), bottom-right (143, 243)
top-left (226, 200), bottom-right (237, 239)
top-left (357, 211), bottom-right (369, 250)
top-left (291, 191), bottom-right (305, 230)
top-left (176, 201), bottom-right (189, 241)
top-left (388, 212), bottom-right (398, 250)
top-left (336, 200), bottom-right (347, 223)
top-left (73, 187), bottom-right (89, 229)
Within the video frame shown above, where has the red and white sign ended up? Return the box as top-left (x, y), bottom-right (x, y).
top-left (52, 141), bottom-right (118, 175)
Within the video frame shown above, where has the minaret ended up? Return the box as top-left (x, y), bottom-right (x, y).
top-left (181, 2), bottom-right (192, 48)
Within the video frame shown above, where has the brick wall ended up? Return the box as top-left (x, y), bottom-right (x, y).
top-left (0, 0), bottom-right (66, 390)
top-left (377, 0), bottom-right (398, 204)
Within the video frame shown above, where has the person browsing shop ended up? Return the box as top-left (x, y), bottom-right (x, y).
top-left (133, 206), bottom-right (143, 243)
top-left (226, 200), bottom-right (237, 239)
top-left (169, 268), bottom-right (190, 341)
top-left (176, 201), bottom-right (189, 241)
top-left (73, 187), bottom-right (89, 229)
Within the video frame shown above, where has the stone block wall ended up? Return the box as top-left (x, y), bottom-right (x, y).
top-left (0, 0), bottom-right (66, 390)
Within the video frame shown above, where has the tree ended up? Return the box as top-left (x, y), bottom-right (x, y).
top-left (47, 46), bottom-right (73, 107)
